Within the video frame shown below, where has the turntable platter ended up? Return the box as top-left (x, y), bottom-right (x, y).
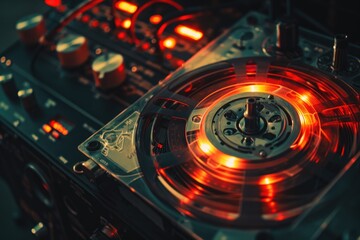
top-left (136, 57), bottom-right (360, 228)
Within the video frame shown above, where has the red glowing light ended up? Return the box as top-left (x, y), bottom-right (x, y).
top-left (149, 14), bottom-right (162, 24)
top-left (162, 37), bottom-right (177, 49)
top-left (117, 31), bottom-right (126, 39)
top-left (45, 0), bottom-right (61, 7)
top-left (51, 130), bottom-right (60, 139)
top-left (90, 20), bottom-right (99, 28)
top-left (100, 22), bottom-right (110, 32)
top-left (174, 25), bottom-right (203, 41)
top-left (49, 120), bottom-right (69, 136)
top-left (81, 15), bottom-right (91, 23)
top-left (115, 1), bottom-right (138, 14)
top-left (165, 53), bottom-right (172, 60)
top-left (121, 19), bottom-right (132, 29)
top-left (141, 42), bottom-right (150, 51)
top-left (175, 59), bottom-right (184, 67)
top-left (246, 62), bottom-right (257, 76)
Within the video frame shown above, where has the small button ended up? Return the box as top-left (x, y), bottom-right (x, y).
top-left (51, 130), bottom-right (60, 139)
top-left (42, 124), bottom-right (52, 133)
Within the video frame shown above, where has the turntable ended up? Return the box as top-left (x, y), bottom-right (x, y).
top-left (79, 12), bottom-right (360, 240)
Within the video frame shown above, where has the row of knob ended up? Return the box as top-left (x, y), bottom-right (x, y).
top-left (16, 14), bottom-right (127, 90)
top-left (275, 17), bottom-right (349, 72)
top-left (0, 71), bottom-right (38, 113)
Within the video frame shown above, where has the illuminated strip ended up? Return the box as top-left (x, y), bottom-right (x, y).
top-left (174, 25), bottom-right (203, 41)
top-left (115, 1), bottom-right (138, 14)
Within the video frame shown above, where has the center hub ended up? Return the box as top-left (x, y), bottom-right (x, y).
top-left (195, 92), bottom-right (301, 160)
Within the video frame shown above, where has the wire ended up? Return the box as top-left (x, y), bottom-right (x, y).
top-left (155, 13), bottom-right (205, 51)
top-left (43, 0), bottom-right (105, 44)
top-left (129, 0), bottom-right (183, 45)
top-left (154, 1), bottom-right (250, 51)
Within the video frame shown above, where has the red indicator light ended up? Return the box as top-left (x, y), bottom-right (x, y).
top-left (42, 124), bottom-right (52, 133)
top-left (121, 19), bottom-right (132, 29)
top-left (81, 15), bottom-right (91, 23)
top-left (162, 37), bottom-right (177, 49)
top-left (51, 130), bottom-right (60, 139)
top-left (45, 0), bottom-right (62, 7)
top-left (165, 53), bottom-right (172, 60)
top-left (174, 25), bottom-right (203, 41)
top-left (117, 31), bottom-right (126, 39)
top-left (90, 20), bottom-right (99, 28)
top-left (149, 14), bottom-right (162, 25)
top-left (141, 42), bottom-right (150, 51)
top-left (49, 120), bottom-right (69, 136)
top-left (115, 1), bottom-right (138, 14)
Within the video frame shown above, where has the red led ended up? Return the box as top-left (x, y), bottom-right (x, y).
top-left (149, 14), bottom-right (162, 25)
top-left (121, 19), bottom-right (132, 29)
top-left (165, 53), bottom-right (172, 60)
top-left (90, 20), bottom-right (100, 28)
top-left (115, 1), bottom-right (138, 14)
top-left (51, 130), bottom-right (60, 139)
top-left (49, 120), bottom-right (69, 136)
top-left (114, 18), bottom-right (122, 28)
top-left (100, 23), bottom-right (110, 32)
top-left (141, 42), bottom-right (150, 51)
top-left (45, 0), bottom-right (62, 7)
top-left (117, 31), bottom-right (126, 40)
top-left (81, 15), bottom-right (91, 23)
top-left (175, 59), bottom-right (184, 67)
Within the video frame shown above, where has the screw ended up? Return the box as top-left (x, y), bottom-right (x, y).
top-left (224, 110), bottom-right (238, 121)
top-left (192, 115), bottom-right (202, 123)
top-left (259, 150), bottom-right (267, 158)
top-left (86, 140), bottom-right (101, 151)
top-left (224, 128), bottom-right (237, 135)
top-left (242, 137), bottom-right (254, 145)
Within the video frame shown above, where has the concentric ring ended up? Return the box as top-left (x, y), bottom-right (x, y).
top-left (136, 57), bottom-right (360, 228)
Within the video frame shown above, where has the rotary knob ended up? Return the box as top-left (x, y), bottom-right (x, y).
top-left (16, 14), bottom-right (46, 46)
top-left (332, 34), bottom-right (348, 72)
top-left (18, 87), bottom-right (38, 113)
top-left (0, 71), bottom-right (17, 100)
top-left (56, 34), bottom-right (89, 69)
top-left (276, 17), bottom-right (300, 56)
top-left (92, 53), bottom-right (126, 90)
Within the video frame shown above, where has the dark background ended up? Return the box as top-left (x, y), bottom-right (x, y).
top-left (0, 0), bottom-right (358, 239)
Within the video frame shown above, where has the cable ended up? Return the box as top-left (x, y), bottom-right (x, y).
top-left (43, 0), bottom-right (105, 44)
top-left (155, 13), bottom-right (205, 51)
top-left (129, 0), bottom-right (183, 45)
top-left (154, 1), bottom-right (250, 51)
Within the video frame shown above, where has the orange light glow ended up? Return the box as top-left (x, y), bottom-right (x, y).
top-left (42, 124), bottom-right (52, 133)
top-left (49, 120), bottom-right (69, 136)
top-left (162, 37), bottom-right (177, 49)
top-left (115, 1), bottom-right (138, 14)
top-left (51, 130), bottom-right (60, 139)
top-left (259, 175), bottom-right (283, 185)
top-left (199, 143), bottom-right (212, 154)
top-left (121, 19), bottom-right (132, 29)
top-left (117, 31), bottom-right (126, 39)
top-left (174, 25), bottom-right (203, 41)
top-left (149, 14), bottom-right (162, 24)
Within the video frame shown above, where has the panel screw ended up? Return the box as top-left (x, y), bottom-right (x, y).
top-left (192, 115), bottom-right (202, 123)
top-left (86, 140), bottom-right (101, 151)
top-left (259, 150), bottom-right (267, 158)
